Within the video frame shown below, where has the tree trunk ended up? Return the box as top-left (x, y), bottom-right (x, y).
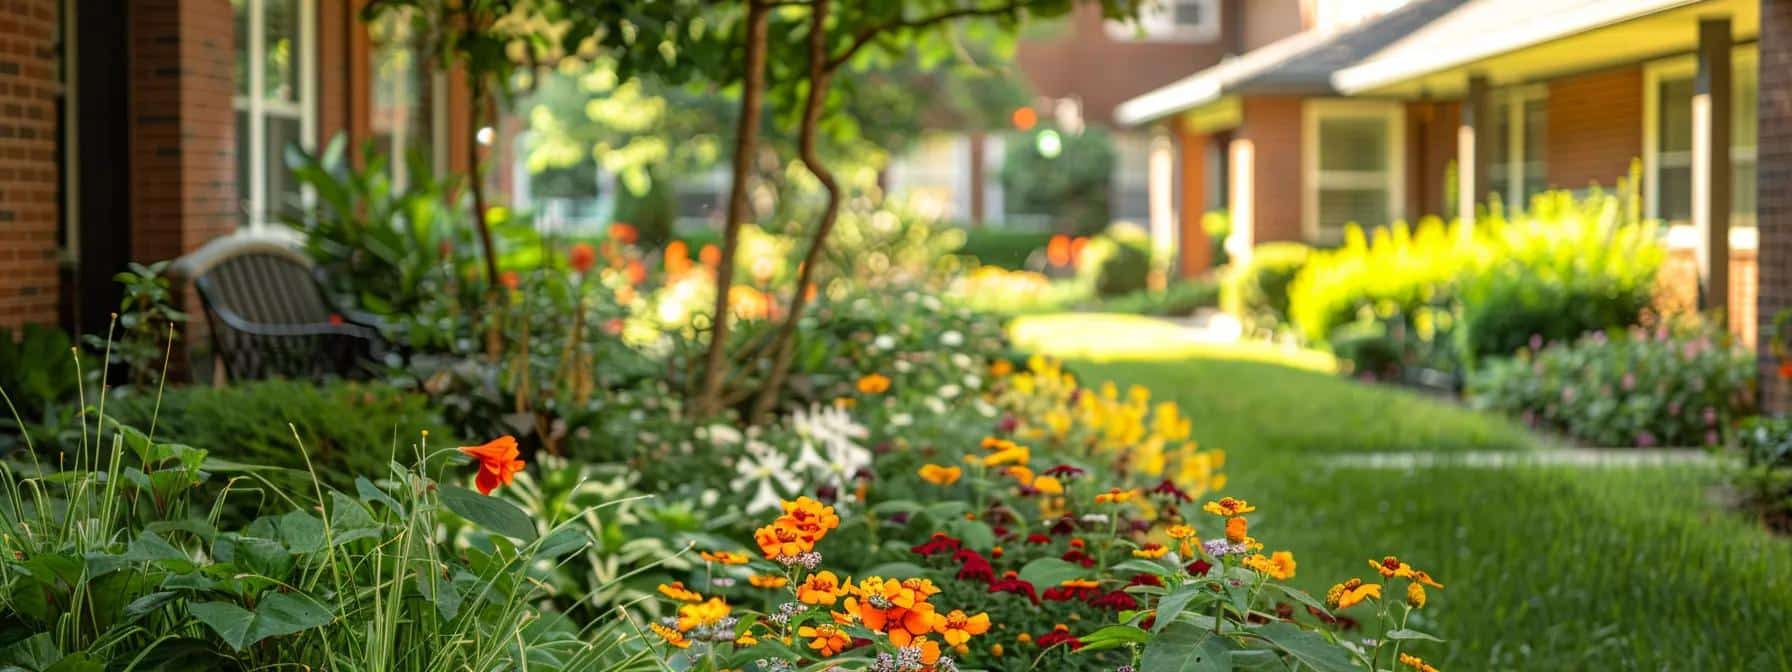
top-left (751, 0), bottom-right (840, 421)
top-left (468, 73), bottom-right (501, 292)
top-left (696, 0), bottom-right (773, 416)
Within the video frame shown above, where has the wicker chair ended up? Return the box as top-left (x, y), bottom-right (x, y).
top-left (170, 233), bottom-right (384, 382)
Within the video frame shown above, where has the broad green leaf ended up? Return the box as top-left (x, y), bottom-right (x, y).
top-left (1140, 622), bottom-right (1234, 672)
top-left (1018, 557), bottom-right (1087, 589)
top-left (191, 593), bottom-right (333, 651)
top-left (1153, 585), bottom-right (1205, 633)
top-left (1261, 582), bottom-right (1329, 615)
top-left (1386, 628), bottom-right (1444, 642)
top-left (1245, 622), bottom-right (1355, 672)
top-left (951, 519), bottom-right (995, 550)
top-left (1111, 558), bottom-right (1171, 576)
top-left (439, 483), bottom-right (538, 541)
top-left (1075, 624), bottom-right (1149, 652)
top-left (189, 601), bottom-right (255, 650)
top-left (356, 476), bottom-right (404, 514)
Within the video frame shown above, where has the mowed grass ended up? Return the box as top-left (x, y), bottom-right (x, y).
top-left (1044, 330), bottom-right (1792, 669)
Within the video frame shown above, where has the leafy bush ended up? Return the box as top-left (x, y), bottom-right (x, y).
top-left (1468, 321), bottom-right (1753, 447)
top-left (1095, 279), bottom-right (1221, 317)
top-left (1733, 415), bottom-right (1792, 532)
top-left (1221, 241), bottom-right (1310, 334)
top-left (1289, 190), bottom-right (1664, 375)
top-left (1001, 125), bottom-right (1114, 235)
top-left (1077, 226), bottom-right (1152, 297)
top-left (955, 228), bottom-right (1054, 269)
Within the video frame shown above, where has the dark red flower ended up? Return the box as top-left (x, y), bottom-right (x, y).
top-left (1090, 590), bottom-right (1139, 611)
top-left (1061, 550), bottom-right (1097, 568)
top-left (1025, 533), bottom-right (1052, 545)
top-left (954, 548), bottom-right (994, 584)
top-left (1128, 573), bottom-right (1163, 587)
top-left (912, 532), bottom-right (961, 557)
top-left (1049, 517), bottom-right (1078, 536)
top-left (1150, 479), bottom-right (1192, 503)
top-left (1042, 585), bottom-right (1099, 602)
top-left (1037, 625), bottom-right (1083, 651)
top-left (1043, 464), bottom-right (1086, 479)
top-left (1187, 559), bottom-right (1213, 576)
top-left (1139, 615), bottom-right (1157, 630)
top-left (997, 414), bottom-right (1019, 434)
top-left (988, 576), bottom-right (1039, 604)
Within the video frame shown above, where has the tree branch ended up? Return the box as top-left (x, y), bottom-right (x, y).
top-left (827, 0), bottom-right (1032, 71)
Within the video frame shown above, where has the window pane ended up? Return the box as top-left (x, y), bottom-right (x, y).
top-left (1659, 164), bottom-right (1691, 224)
top-left (1318, 188), bottom-right (1389, 234)
top-left (1659, 77), bottom-right (1694, 154)
top-left (266, 115), bottom-right (305, 223)
top-left (236, 109), bottom-right (252, 227)
top-left (1522, 97), bottom-right (1546, 178)
top-left (1173, 0), bottom-right (1205, 26)
top-left (370, 8), bottom-right (435, 183)
top-left (1734, 161), bottom-right (1756, 229)
top-left (1734, 66), bottom-right (1757, 151)
top-left (1318, 117), bottom-right (1387, 172)
top-left (264, 0), bottom-right (301, 104)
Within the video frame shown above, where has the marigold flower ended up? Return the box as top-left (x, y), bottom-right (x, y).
top-left (700, 549), bottom-right (750, 565)
top-left (657, 581), bottom-right (702, 602)
top-left (1036, 624), bottom-right (1083, 651)
top-left (1327, 579), bottom-right (1381, 609)
top-left (649, 622), bottom-right (690, 649)
top-left (1094, 488), bottom-right (1136, 504)
top-left (1413, 570), bottom-right (1445, 589)
top-left (755, 521), bottom-right (818, 559)
top-left (991, 643), bottom-right (1005, 657)
top-left (675, 597), bottom-right (731, 632)
top-left (1370, 555), bottom-right (1416, 579)
top-left (797, 570), bottom-right (847, 605)
top-left (1166, 524), bottom-right (1197, 540)
top-left (857, 373), bottom-right (892, 394)
top-left (609, 222), bottom-right (638, 244)
top-left (912, 532), bottom-right (962, 556)
top-left (457, 436), bottom-right (526, 495)
top-left (955, 548), bottom-right (995, 584)
top-left (990, 360), bottom-right (1014, 377)
top-left (935, 609), bottom-right (991, 646)
top-left (568, 242), bottom-right (598, 274)
top-left (699, 243), bottom-right (721, 267)
top-left (1407, 582), bottom-right (1427, 608)
top-left (1203, 497), bottom-right (1255, 517)
top-left (1245, 551), bottom-right (1297, 580)
top-left (1225, 516), bottom-right (1249, 544)
top-left (781, 497), bottom-right (842, 535)
top-left (1006, 465), bottom-right (1035, 486)
top-left (1133, 543), bottom-right (1169, 559)
top-left (1399, 653), bottom-right (1440, 672)
top-left (918, 464), bottom-right (962, 486)
top-left (1090, 590), bottom-right (1139, 611)
top-left (1059, 578), bottom-right (1100, 589)
top-left (798, 623), bottom-right (850, 656)
top-left (749, 574), bottom-right (789, 589)
top-left (983, 445), bottom-right (1031, 467)
top-left (735, 632), bottom-right (759, 646)
top-left (1033, 476), bottom-right (1065, 494)
top-left (903, 577), bottom-right (943, 597)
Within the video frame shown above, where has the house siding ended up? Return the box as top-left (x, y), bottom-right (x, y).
top-left (129, 0), bottom-right (238, 264)
top-left (1016, 3), bottom-right (1230, 127)
top-left (0, 0), bottom-right (61, 329)
top-left (1236, 96), bottom-right (1304, 244)
top-left (1545, 67), bottom-right (1645, 190)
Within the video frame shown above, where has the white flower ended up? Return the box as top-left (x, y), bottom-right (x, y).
top-left (950, 353), bottom-right (973, 369)
top-left (730, 449), bottom-right (798, 515)
top-left (939, 384), bottom-right (962, 400)
top-left (789, 404), bottom-right (873, 505)
top-left (964, 374), bottom-right (982, 389)
top-left (708, 424), bottom-right (743, 446)
top-left (924, 397), bottom-right (948, 415)
top-left (895, 360), bottom-right (914, 373)
top-left (941, 330), bottom-right (963, 347)
top-left (890, 413), bottom-right (914, 427)
top-left (974, 400), bottom-right (998, 418)
top-left (874, 335), bottom-right (897, 351)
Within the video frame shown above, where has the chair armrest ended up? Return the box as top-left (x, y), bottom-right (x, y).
top-left (207, 304), bottom-right (381, 341)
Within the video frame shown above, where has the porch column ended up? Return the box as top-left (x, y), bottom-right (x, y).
top-left (1172, 122), bottom-right (1211, 277)
top-left (1757, 0), bottom-right (1792, 410)
top-left (1694, 17), bottom-right (1732, 314)
top-left (968, 131), bottom-right (987, 226)
top-left (1457, 74), bottom-right (1492, 231)
top-left (1228, 138), bottom-right (1255, 266)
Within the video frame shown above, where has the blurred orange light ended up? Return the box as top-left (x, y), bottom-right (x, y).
top-left (1012, 107), bottom-right (1037, 131)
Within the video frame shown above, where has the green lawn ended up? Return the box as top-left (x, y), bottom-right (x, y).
top-left (1030, 319), bottom-right (1792, 670)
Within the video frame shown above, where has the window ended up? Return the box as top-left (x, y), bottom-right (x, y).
top-left (1303, 100), bottom-right (1405, 242)
top-left (1110, 132), bottom-right (1153, 224)
top-left (889, 134), bottom-right (973, 222)
top-left (234, 0), bottom-right (315, 228)
top-left (1486, 86), bottom-right (1547, 212)
top-left (1644, 48), bottom-right (1757, 230)
top-left (1106, 0), bottom-right (1219, 42)
top-left (369, 7), bottom-right (437, 188)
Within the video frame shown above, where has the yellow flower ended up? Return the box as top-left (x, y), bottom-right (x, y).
top-left (1399, 653), bottom-right (1440, 672)
top-left (1203, 497), bottom-right (1255, 517)
top-left (991, 643), bottom-right (1005, 657)
top-left (1407, 582), bottom-right (1427, 608)
top-left (1033, 475), bottom-right (1064, 494)
top-left (1166, 524), bottom-right (1197, 540)
top-left (857, 373), bottom-right (891, 394)
top-left (1007, 465), bottom-right (1035, 486)
top-left (700, 550), bottom-right (750, 565)
top-left (735, 632), bottom-right (759, 646)
top-left (1369, 556), bottom-right (1416, 579)
top-left (657, 581), bottom-right (702, 602)
top-left (1414, 570), bottom-right (1445, 589)
top-left (934, 609), bottom-right (991, 646)
top-left (675, 597), bottom-right (731, 632)
top-left (1326, 579), bottom-right (1381, 609)
top-left (1225, 516), bottom-right (1248, 543)
top-left (750, 574), bottom-right (789, 589)
top-left (918, 464), bottom-right (962, 486)
top-left (1094, 488), bottom-right (1136, 504)
top-left (1133, 543), bottom-right (1169, 559)
top-left (798, 623), bottom-right (851, 656)
top-left (1245, 551), bottom-right (1297, 580)
top-left (983, 445), bottom-right (1031, 467)
top-left (650, 622), bottom-right (691, 648)
top-left (1060, 579), bottom-right (1100, 589)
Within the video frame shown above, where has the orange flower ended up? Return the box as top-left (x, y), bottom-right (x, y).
top-left (780, 496), bottom-right (841, 536)
top-left (918, 464), bottom-right (962, 486)
top-left (935, 609), bottom-right (991, 646)
top-left (457, 436), bottom-right (525, 495)
top-left (1413, 570), bottom-right (1445, 589)
top-left (1369, 556), bottom-right (1416, 579)
top-left (798, 570), bottom-right (847, 605)
top-left (700, 549), bottom-right (750, 565)
top-left (674, 597), bottom-right (731, 632)
top-left (1166, 524), bottom-right (1197, 539)
top-left (857, 373), bottom-right (892, 394)
top-left (1225, 516), bottom-right (1248, 543)
top-left (1203, 497), bottom-right (1255, 517)
top-left (990, 359), bottom-right (1014, 377)
top-left (664, 240), bottom-right (692, 275)
top-left (1245, 551), bottom-right (1297, 580)
top-left (798, 623), bottom-right (850, 656)
top-left (609, 222), bottom-right (638, 244)
top-left (1400, 653), bottom-right (1440, 672)
top-left (1326, 579), bottom-right (1381, 609)
top-left (1059, 579), bottom-right (1100, 589)
top-left (1094, 488), bottom-right (1136, 504)
top-left (1033, 475), bottom-right (1064, 494)
top-left (649, 622), bottom-right (690, 649)
top-left (625, 259), bottom-right (647, 285)
top-left (568, 242), bottom-right (597, 274)
top-left (1133, 543), bottom-right (1169, 559)
top-left (845, 577), bottom-right (942, 647)
top-left (498, 270), bottom-right (520, 290)
top-left (749, 574), bottom-right (789, 588)
top-left (755, 520), bottom-right (817, 559)
top-left (699, 243), bottom-right (722, 267)
top-left (657, 581), bottom-right (702, 602)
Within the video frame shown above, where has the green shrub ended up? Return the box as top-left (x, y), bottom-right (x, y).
top-left (1077, 226), bottom-right (1152, 297)
top-left (1467, 320), bottom-right (1753, 447)
top-left (1000, 124), bottom-right (1114, 235)
top-left (1096, 279), bottom-right (1221, 316)
top-left (103, 380), bottom-right (453, 496)
top-left (1221, 241), bottom-right (1310, 333)
top-left (955, 228), bottom-right (1053, 268)
top-left (1734, 415), bottom-right (1792, 532)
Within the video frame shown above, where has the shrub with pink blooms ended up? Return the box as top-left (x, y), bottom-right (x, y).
top-left (1467, 319), bottom-right (1754, 447)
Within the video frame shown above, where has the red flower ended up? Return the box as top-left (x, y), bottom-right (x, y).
top-left (988, 575), bottom-right (1039, 604)
top-left (912, 532), bottom-right (961, 557)
top-left (1061, 549), bottom-right (1096, 568)
top-left (1037, 624), bottom-right (1083, 651)
top-left (1025, 533), bottom-right (1051, 545)
top-left (954, 549), bottom-right (994, 584)
top-left (568, 242), bottom-right (598, 274)
top-left (458, 436), bottom-right (526, 495)
top-left (1049, 517), bottom-right (1078, 535)
top-left (609, 222), bottom-right (638, 244)
top-left (1150, 479), bottom-right (1192, 503)
top-left (626, 260), bottom-right (647, 285)
top-left (1042, 464), bottom-right (1085, 479)
top-left (499, 271), bottom-right (520, 290)
top-left (1187, 559), bottom-right (1213, 576)
top-left (1128, 573), bottom-right (1163, 587)
top-left (1090, 590), bottom-right (1139, 611)
top-left (1042, 585), bottom-right (1098, 602)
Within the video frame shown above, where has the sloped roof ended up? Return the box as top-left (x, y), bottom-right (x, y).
top-left (1115, 0), bottom-right (1467, 126)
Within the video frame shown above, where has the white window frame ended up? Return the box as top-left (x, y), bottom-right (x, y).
top-left (1105, 0), bottom-right (1220, 43)
top-left (235, 0), bottom-right (317, 229)
top-left (1488, 84), bottom-right (1547, 212)
top-left (1301, 99), bottom-right (1406, 242)
top-left (1642, 45), bottom-right (1758, 229)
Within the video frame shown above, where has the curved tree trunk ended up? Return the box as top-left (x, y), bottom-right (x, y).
top-left (751, 0), bottom-right (840, 421)
top-left (696, 0), bottom-right (772, 416)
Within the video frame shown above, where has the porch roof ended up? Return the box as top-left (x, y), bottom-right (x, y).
top-left (1114, 0), bottom-right (1466, 127)
top-left (1333, 0), bottom-right (1759, 96)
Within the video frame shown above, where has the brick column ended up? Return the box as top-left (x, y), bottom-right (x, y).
top-left (0, 0), bottom-right (61, 329)
top-left (1174, 122), bottom-right (1211, 278)
top-left (1695, 17), bottom-right (1732, 316)
top-left (130, 0), bottom-right (237, 263)
top-left (1759, 0), bottom-right (1792, 410)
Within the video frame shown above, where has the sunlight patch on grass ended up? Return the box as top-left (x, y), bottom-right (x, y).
top-left (1008, 312), bottom-right (1336, 372)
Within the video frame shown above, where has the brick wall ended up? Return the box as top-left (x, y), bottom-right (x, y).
top-left (1236, 96), bottom-right (1304, 244)
top-left (1016, 3), bottom-right (1230, 127)
top-left (130, 0), bottom-right (237, 263)
top-left (0, 0), bottom-right (60, 329)
top-left (1546, 66), bottom-right (1644, 190)
top-left (1759, 0), bottom-right (1792, 409)
top-left (1659, 246), bottom-right (1758, 348)
top-left (1405, 100), bottom-right (1460, 220)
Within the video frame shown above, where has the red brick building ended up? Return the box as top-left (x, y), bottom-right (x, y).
top-left (0, 0), bottom-right (478, 334)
